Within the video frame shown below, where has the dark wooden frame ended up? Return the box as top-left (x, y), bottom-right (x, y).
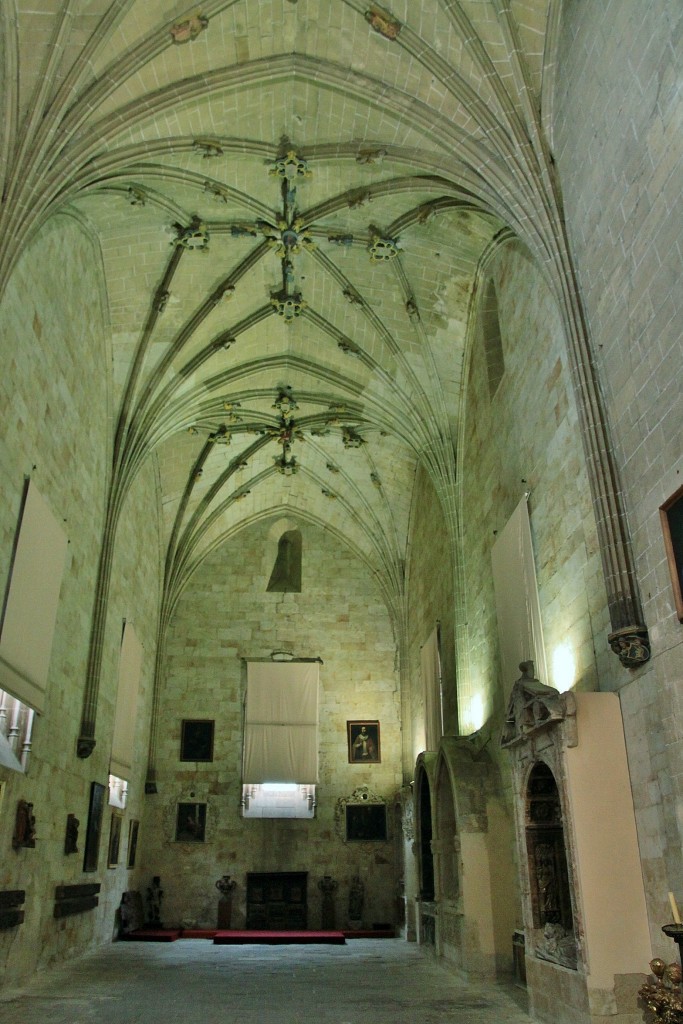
top-left (347, 720), bottom-right (380, 763)
top-left (660, 484), bottom-right (683, 622)
top-left (345, 803), bottom-right (388, 842)
top-left (180, 719), bottom-right (215, 762)
top-left (83, 781), bottom-right (106, 873)
top-left (175, 801), bottom-right (207, 842)
top-left (127, 819), bottom-right (139, 868)
top-left (107, 811), bottom-right (122, 868)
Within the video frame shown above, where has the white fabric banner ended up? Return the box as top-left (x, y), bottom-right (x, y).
top-left (243, 661), bottom-right (319, 784)
top-left (0, 481), bottom-right (68, 713)
top-left (491, 497), bottom-right (547, 697)
top-left (110, 622), bottom-right (143, 780)
top-left (421, 626), bottom-right (442, 751)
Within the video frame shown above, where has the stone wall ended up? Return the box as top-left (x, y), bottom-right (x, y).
top-left (453, 238), bottom-right (612, 959)
top-left (405, 464), bottom-right (456, 759)
top-left (553, 0), bottom-right (683, 949)
top-left (0, 214), bottom-right (161, 984)
top-left (140, 517), bottom-right (401, 931)
top-left (460, 239), bottom-right (609, 738)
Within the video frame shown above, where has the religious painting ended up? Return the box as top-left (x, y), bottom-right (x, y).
top-left (347, 721), bottom-right (380, 763)
top-left (83, 781), bottom-right (106, 873)
top-left (345, 803), bottom-right (388, 842)
top-left (180, 719), bottom-right (215, 762)
top-left (175, 801), bottom-right (207, 842)
top-left (127, 819), bottom-right (139, 868)
top-left (107, 811), bottom-right (122, 868)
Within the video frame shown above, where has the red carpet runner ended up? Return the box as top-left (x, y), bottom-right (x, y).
top-left (124, 928), bottom-right (393, 943)
top-left (214, 930), bottom-right (345, 945)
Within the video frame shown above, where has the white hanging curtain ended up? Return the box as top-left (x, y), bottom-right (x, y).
top-left (491, 496), bottom-right (548, 696)
top-left (422, 625), bottom-right (442, 750)
top-left (0, 480), bottom-right (68, 713)
top-left (243, 661), bottom-right (319, 784)
top-left (110, 621), bottom-right (143, 780)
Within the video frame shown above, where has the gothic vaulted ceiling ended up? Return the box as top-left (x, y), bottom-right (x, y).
top-left (1, 0), bottom-right (560, 621)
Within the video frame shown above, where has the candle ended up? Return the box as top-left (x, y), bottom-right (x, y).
top-left (668, 891), bottom-right (681, 925)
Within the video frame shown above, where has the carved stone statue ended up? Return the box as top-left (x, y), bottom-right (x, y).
top-left (535, 922), bottom-right (577, 970)
top-left (215, 874), bottom-right (237, 929)
top-left (12, 800), bottom-right (36, 849)
top-left (119, 891), bottom-right (144, 936)
top-left (348, 875), bottom-right (364, 928)
top-left (318, 875), bottom-right (338, 930)
top-left (534, 843), bottom-right (560, 920)
top-left (146, 876), bottom-right (163, 927)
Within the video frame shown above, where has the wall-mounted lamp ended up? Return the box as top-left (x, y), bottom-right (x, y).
top-left (552, 643), bottom-right (576, 693)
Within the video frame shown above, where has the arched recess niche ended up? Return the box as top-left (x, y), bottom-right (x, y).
top-left (434, 755), bottom-right (459, 901)
top-left (428, 737), bottom-right (516, 977)
top-left (501, 663), bottom-right (653, 1023)
top-left (524, 761), bottom-right (575, 966)
top-left (263, 518), bottom-right (302, 593)
top-left (414, 740), bottom-right (515, 976)
top-left (415, 759), bottom-right (435, 904)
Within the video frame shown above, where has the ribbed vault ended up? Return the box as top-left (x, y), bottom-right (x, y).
top-left (5, 0), bottom-right (616, 756)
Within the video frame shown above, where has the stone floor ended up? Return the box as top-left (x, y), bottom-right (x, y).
top-left (0, 939), bottom-right (534, 1024)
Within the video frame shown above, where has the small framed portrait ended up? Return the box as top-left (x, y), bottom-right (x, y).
top-left (175, 802), bottom-right (207, 842)
top-left (83, 781), bottom-right (106, 873)
top-left (180, 719), bottom-right (215, 762)
top-left (346, 803), bottom-right (388, 842)
top-left (347, 721), bottom-right (380, 763)
top-left (107, 811), bottom-right (123, 868)
top-left (127, 819), bottom-right (140, 868)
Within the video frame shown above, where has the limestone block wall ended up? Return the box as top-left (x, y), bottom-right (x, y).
top-left (460, 240), bottom-right (610, 740)
top-left (405, 464), bottom-right (457, 761)
top-left (454, 239), bottom-right (612, 946)
top-left (552, 0), bottom-right (683, 948)
top-left (140, 517), bottom-right (401, 931)
top-left (0, 214), bottom-right (161, 985)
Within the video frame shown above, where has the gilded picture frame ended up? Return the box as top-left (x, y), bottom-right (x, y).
top-left (347, 721), bottom-right (380, 763)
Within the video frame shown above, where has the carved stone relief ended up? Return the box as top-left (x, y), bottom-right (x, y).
top-left (501, 663), bottom-right (581, 973)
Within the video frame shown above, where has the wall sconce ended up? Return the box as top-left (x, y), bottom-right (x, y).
top-left (552, 643), bottom-right (576, 693)
top-left (469, 692), bottom-right (485, 732)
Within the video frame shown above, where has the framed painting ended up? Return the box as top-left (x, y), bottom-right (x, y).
top-left (345, 803), bottom-right (388, 842)
top-left (180, 719), bottom-right (215, 762)
top-left (127, 819), bottom-right (139, 868)
top-left (347, 721), bottom-right (380, 763)
top-left (83, 781), bottom-right (106, 873)
top-left (107, 811), bottom-right (122, 867)
top-left (175, 801), bottom-right (207, 842)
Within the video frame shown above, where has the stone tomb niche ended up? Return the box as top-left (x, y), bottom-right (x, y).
top-left (525, 762), bottom-right (576, 969)
top-left (246, 872), bottom-right (307, 931)
top-left (502, 664), bottom-right (653, 1024)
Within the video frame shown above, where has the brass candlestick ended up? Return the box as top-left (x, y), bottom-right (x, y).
top-left (637, 925), bottom-right (683, 1022)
